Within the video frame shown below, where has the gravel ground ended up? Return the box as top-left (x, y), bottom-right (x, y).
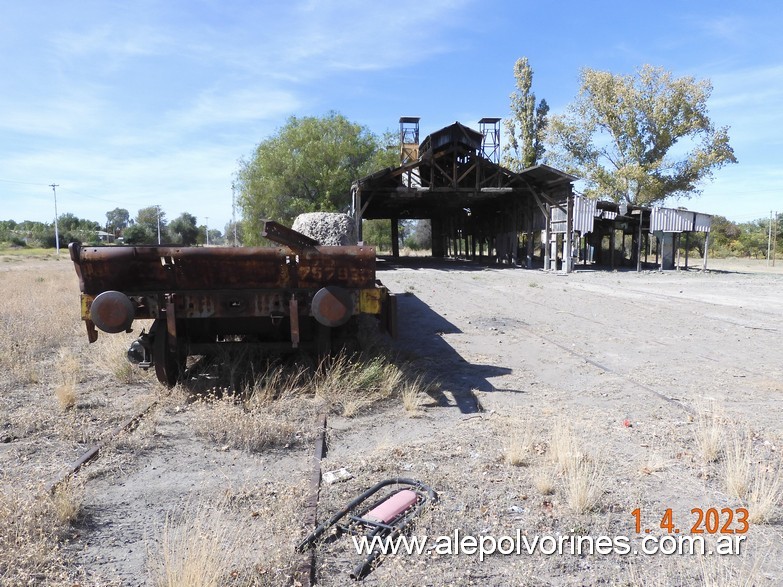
top-left (2, 255), bottom-right (782, 585)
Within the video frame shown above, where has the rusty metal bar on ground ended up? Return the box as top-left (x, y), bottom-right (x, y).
top-left (47, 400), bottom-right (158, 494)
top-left (293, 412), bottom-right (328, 587)
top-left (262, 220), bottom-right (320, 252)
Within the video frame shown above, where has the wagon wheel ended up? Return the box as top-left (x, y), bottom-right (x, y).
top-left (152, 318), bottom-right (180, 388)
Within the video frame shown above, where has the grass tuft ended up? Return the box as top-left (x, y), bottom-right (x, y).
top-left (746, 463), bottom-right (782, 524)
top-left (564, 455), bottom-right (604, 513)
top-left (724, 427), bottom-right (752, 499)
top-left (695, 405), bottom-right (724, 463)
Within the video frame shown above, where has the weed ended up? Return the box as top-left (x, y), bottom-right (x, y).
top-left (695, 405), bottom-right (724, 463)
top-left (503, 417), bottom-right (532, 466)
top-left (549, 418), bottom-right (580, 472)
top-left (724, 427), bottom-right (752, 499)
top-left (564, 454), bottom-right (604, 513)
top-left (746, 463), bottom-right (782, 524)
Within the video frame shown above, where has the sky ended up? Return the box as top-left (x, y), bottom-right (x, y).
top-left (1, 0), bottom-right (781, 233)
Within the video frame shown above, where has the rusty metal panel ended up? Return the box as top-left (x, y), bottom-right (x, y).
top-left (296, 246), bottom-right (377, 289)
top-left (73, 243), bottom-right (378, 296)
top-left (73, 245), bottom-right (292, 294)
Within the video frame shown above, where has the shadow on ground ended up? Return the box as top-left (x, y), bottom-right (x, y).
top-left (392, 292), bottom-right (511, 414)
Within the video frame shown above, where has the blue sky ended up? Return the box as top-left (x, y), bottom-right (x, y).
top-left (1, 0), bottom-right (780, 232)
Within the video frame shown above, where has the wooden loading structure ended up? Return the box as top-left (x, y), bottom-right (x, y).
top-left (351, 117), bottom-right (713, 272)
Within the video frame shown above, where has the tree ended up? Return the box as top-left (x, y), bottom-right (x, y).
top-left (236, 112), bottom-right (394, 243)
top-left (361, 220), bottom-right (392, 252)
top-left (403, 219), bottom-right (432, 250)
top-left (122, 223), bottom-right (155, 244)
top-left (224, 220), bottom-right (244, 246)
top-left (106, 208), bottom-right (130, 235)
top-left (502, 57), bottom-right (549, 171)
top-left (169, 212), bottom-right (199, 245)
top-left (547, 65), bottom-right (737, 205)
top-left (135, 206), bottom-right (167, 242)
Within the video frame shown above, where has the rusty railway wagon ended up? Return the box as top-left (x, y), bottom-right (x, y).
top-left (69, 221), bottom-right (397, 387)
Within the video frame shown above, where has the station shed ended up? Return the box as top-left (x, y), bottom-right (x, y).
top-left (351, 118), bottom-right (713, 272)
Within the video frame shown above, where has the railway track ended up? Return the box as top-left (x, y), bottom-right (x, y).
top-left (46, 400), bottom-right (158, 494)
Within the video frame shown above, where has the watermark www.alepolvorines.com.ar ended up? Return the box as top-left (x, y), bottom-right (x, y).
top-left (352, 529), bottom-right (747, 561)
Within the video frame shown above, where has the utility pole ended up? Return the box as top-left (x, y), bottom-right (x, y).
top-left (205, 216), bottom-right (209, 246)
top-left (50, 184), bottom-right (60, 256)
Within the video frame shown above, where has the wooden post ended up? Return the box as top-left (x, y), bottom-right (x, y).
top-left (544, 204), bottom-right (551, 270)
top-left (564, 196), bottom-right (573, 273)
top-left (684, 232), bottom-right (690, 269)
top-left (636, 212), bottom-right (643, 272)
top-left (391, 218), bottom-right (399, 258)
top-left (610, 229), bottom-right (616, 270)
top-left (703, 231), bottom-right (709, 270)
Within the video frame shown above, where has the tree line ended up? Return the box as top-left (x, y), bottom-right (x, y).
top-left (0, 206), bottom-right (240, 248)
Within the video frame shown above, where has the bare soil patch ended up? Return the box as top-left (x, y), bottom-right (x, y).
top-left (2, 256), bottom-right (782, 585)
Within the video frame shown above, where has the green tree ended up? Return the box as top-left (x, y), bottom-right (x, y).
top-left (403, 219), bottom-right (432, 250)
top-left (236, 112), bottom-right (393, 243)
top-left (169, 212), bottom-right (199, 245)
top-left (502, 57), bottom-right (549, 171)
top-left (547, 65), bottom-right (737, 205)
top-left (106, 208), bottom-right (130, 234)
top-left (224, 220), bottom-right (244, 246)
top-left (122, 223), bottom-right (155, 244)
top-left (135, 206), bottom-right (167, 243)
top-left (361, 219), bottom-right (392, 252)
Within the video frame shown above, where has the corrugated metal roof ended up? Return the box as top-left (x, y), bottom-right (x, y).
top-left (650, 208), bottom-right (712, 233)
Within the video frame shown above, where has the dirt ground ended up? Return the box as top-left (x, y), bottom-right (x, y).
top-left (1, 254), bottom-right (782, 586)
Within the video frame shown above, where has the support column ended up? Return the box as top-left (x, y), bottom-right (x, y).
top-left (543, 204), bottom-right (551, 270)
top-left (703, 231), bottom-right (709, 270)
top-left (526, 211), bottom-right (534, 269)
top-left (391, 218), bottom-right (399, 258)
top-left (610, 229), bottom-right (616, 270)
top-left (636, 214), bottom-right (643, 272)
top-left (563, 196), bottom-right (573, 273)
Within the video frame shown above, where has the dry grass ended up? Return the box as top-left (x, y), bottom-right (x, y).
top-left (190, 352), bottom-right (413, 451)
top-left (534, 469), bottom-right (556, 495)
top-left (563, 454), bottom-right (604, 513)
top-left (0, 263), bottom-right (81, 390)
top-left (154, 506), bottom-right (236, 587)
top-left (313, 353), bottom-right (404, 417)
top-left (401, 375), bottom-right (429, 415)
top-left (549, 417), bottom-right (581, 472)
top-left (149, 484), bottom-right (305, 587)
top-left (746, 463), bottom-right (782, 524)
top-left (49, 478), bottom-right (84, 525)
top-left (0, 479), bottom-right (81, 585)
top-left (724, 427), bottom-right (753, 499)
top-left (502, 416), bottom-right (533, 466)
top-left (695, 405), bottom-right (724, 463)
